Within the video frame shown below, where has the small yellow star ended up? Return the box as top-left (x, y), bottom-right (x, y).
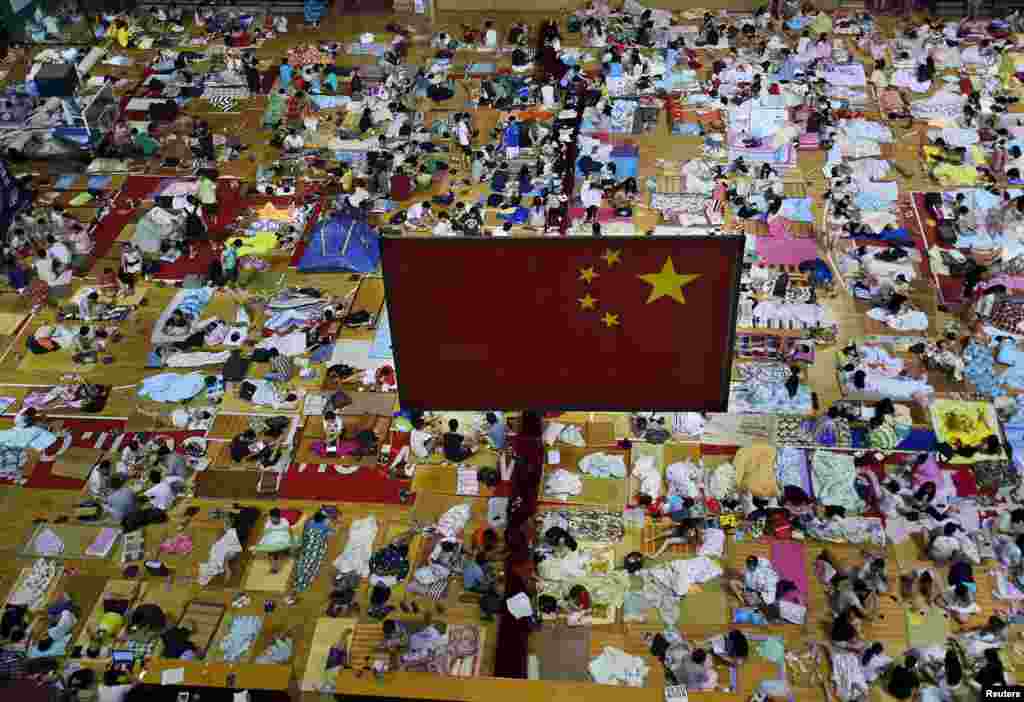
top-left (579, 266), bottom-right (599, 284)
top-left (601, 249), bottom-right (622, 267)
top-left (578, 293), bottom-right (598, 311)
top-left (601, 312), bottom-right (620, 328)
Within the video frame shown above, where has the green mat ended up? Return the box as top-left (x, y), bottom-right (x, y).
top-left (906, 607), bottom-right (949, 649)
top-left (679, 579), bottom-right (729, 628)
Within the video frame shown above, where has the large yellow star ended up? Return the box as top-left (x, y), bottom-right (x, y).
top-left (579, 266), bottom-right (599, 284)
top-left (601, 249), bottom-right (622, 267)
top-left (578, 293), bottom-right (598, 311)
top-left (638, 258), bottom-right (701, 305)
top-left (601, 312), bottom-right (620, 328)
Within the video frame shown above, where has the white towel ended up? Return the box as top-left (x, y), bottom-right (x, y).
top-left (333, 516), bottom-right (378, 577)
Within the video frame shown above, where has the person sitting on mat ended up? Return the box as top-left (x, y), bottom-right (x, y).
top-left (463, 553), bottom-right (496, 594)
top-left (322, 410), bottom-right (344, 454)
top-left (387, 417), bottom-right (436, 475)
top-left (728, 555), bottom-right (780, 610)
top-left (442, 419), bottom-right (475, 462)
top-left (104, 476), bottom-right (139, 525)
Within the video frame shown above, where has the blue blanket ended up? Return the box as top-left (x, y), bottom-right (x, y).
top-left (0, 426), bottom-right (57, 451)
top-left (138, 372), bottom-right (207, 403)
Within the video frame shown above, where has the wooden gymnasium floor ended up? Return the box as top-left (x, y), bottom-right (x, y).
top-left (0, 5), bottom-right (1015, 702)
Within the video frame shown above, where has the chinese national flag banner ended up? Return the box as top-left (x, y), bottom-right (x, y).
top-left (379, 236), bottom-right (744, 412)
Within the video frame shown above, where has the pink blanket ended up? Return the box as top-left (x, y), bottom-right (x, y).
top-left (770, 540), bottom-right (809, 602)
top-left (756, 236), bottom-right (819, 265)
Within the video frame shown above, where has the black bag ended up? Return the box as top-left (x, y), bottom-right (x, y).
top-left (644, 427), bottom-right (671, 444)
top-left (185, 209), bottom-right (205, 239)
top-left (122, 508), bottom-right (167, 533)
top-left (222, 350), bottom-right (250, 382)
top-left (344, 310), bottom-right (371, 326)
top-left (239, 381), bottom-right (257, 402)
top-left (264, 416), bottom-right (290, 438)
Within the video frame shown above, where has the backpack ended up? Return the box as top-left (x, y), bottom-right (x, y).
top-left (344, 310), bottom-right (371, 326)
top-left (644, 427), bottom-right (671, 444)
top-left (222, 350), bottom-right (250, 382)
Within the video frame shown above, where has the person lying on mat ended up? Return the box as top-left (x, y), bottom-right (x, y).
top-left (442, 419), bottom-right (476, 463)
top-left (694, 630), bottom-right (749, 668)
top-left (645, 504), bottom-right (701, 559)
top-left (230, 429), bottom-right (281, 465)
top-left (645, 634), bottom-right (729, 692)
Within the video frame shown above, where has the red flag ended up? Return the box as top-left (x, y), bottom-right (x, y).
top-left (380, 236), bottom-right (744, 411)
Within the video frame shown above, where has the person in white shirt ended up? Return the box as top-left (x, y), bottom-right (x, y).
top-left (455, 116), bottom-right (471, 153)
top-left (581, 177), bottom-right (603, 224)
top-left (283, 130), bottom-right (305, 152)
top-left (143, 470), bottom-right (185, 511)
top-left (432, 212), bottom-right (454, 237)
top-left (728, 555), bottom-right (780, 607)
top-left (541, 82), bottom-right (556, 109)
top-left (483, 21), bottom-right (498, 49)
top-left (388, 417), bottom-right (435, 476)
top-left (34, 250), bottom-right (73, 291)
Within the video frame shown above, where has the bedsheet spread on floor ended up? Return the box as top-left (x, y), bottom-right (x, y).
top-left (811, 450), bottom-right (865, 515)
